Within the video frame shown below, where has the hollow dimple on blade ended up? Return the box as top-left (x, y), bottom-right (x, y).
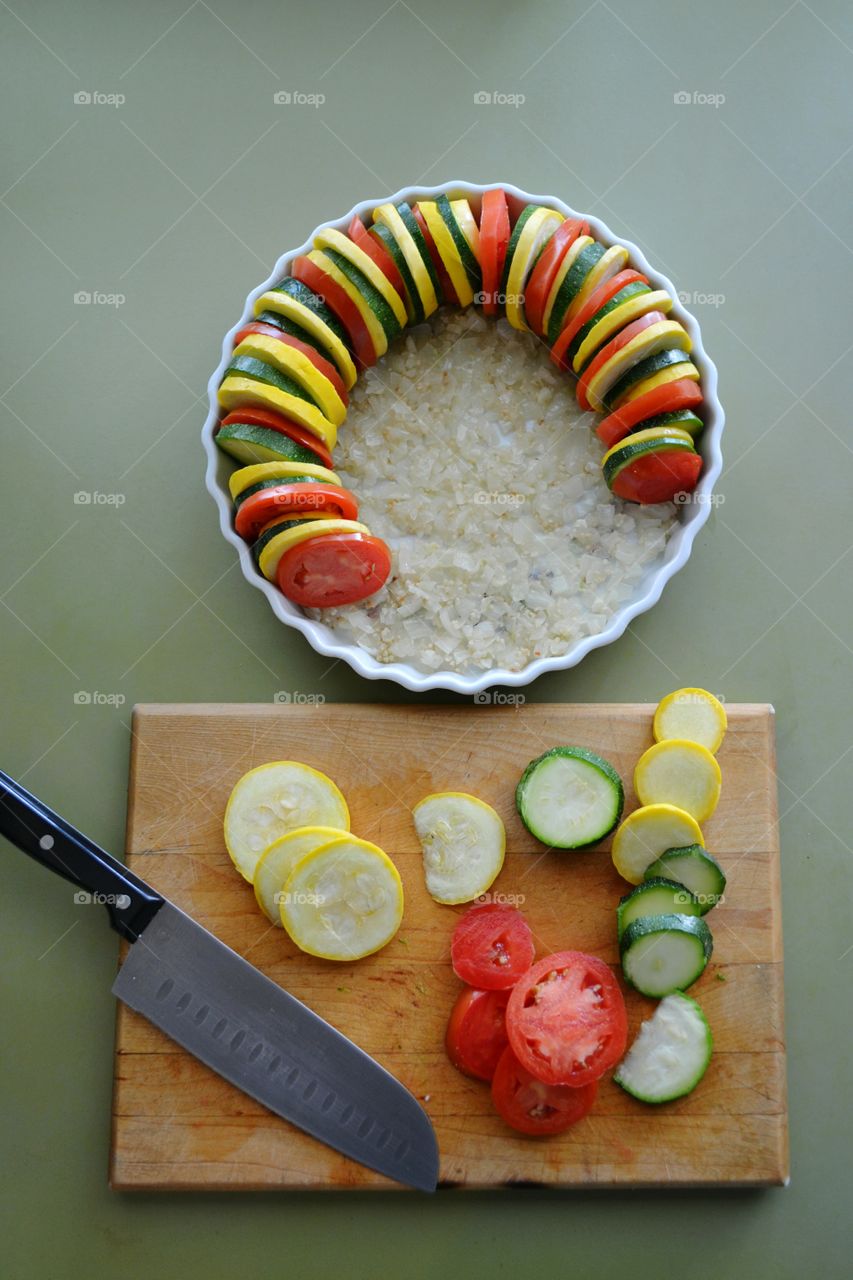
top-left (113, 901), bottom-right (438, 1191)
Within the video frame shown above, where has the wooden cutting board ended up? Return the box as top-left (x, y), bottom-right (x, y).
top-left (111, 703), bottom-right (787, 1190)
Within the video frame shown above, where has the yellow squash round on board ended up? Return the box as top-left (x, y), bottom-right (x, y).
top-left (654, 688), bottom-right (728, 754)
top-left (611, 803), bottom-right (704, 885)
top-left (224, 762), bottom-right (350, 882)
top-left (253, 825), bottom-right (349, 923)
top-left (634, 739), bottom-right (722, 823)
top-left (412, 791), bottom-right (506, 904)
top-left (280, 835), bottom-right (404, 960)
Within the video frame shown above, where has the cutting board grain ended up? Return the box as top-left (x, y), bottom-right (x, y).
top-left (111, 703), bottom-right (787, 1190)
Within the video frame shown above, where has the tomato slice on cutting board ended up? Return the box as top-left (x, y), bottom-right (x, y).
top-left (478, 189), bottom-right (511, 315)
top-left (445, 986), bottom-right (510, 1081)
top-left (276, 531), bottom-right (391, 607)
top-left (450, 903), bottom-right (535, 991)
top-left (506, 951), bottom-right (627, 1086)
top-left (491, 1046), bottom-right (598, 1135)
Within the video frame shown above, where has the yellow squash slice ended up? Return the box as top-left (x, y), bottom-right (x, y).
top-left (228, 460), bottom-right (340, 502)
top-left (253, 825), bottom-right (349, 923)
top-left (257, 518), bottom-right (369, 582)
top-left (611, 803), bottom-right (704, 885)
top-left (653, 688), bottom-right (728, 755)
top-left (232, 333), bottom-right (347, 426)
top-left (634, 740), bottom-right (722, 823)
top-left (217, 376), bottom-right (337, 451)
top-left (505, 207), bottom-right (564, 331)
top-left (252, 289), bottom-right (357, 389)
top-left (313, 226), bottom-right (408, 328)
top-left (412, 791), bottom-right (506, 904)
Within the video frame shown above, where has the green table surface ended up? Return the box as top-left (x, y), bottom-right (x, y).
top-left (2, 1), bottom-right (851, 1276)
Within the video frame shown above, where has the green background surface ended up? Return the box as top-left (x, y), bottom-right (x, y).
top-left (1, 1), bottom-right (851, 1276)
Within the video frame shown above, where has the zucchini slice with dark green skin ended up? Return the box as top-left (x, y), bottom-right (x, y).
top-left (225, 355), bottom-right (317, 405)
top-left (253, 515), bottom-right (315, 558)
top-left (396, 201), bottom-right (443, 304)
top-left (643, 845), bottom-right (726, 912)
top-left (614, 993), bottom-right (713, 1103)
top-left (268, 278), bottom-right (352, 349)
top-left (233, 473), bottom-right (318, 508)
top-left (215, 424), bottom-right (324, 467)
top-left (628, 409), bottom-right (704, 438)
top-left (603, 433), bottom-right (695, 489)
top-left (616, 877), bottom-right (703, 939)
top-left (604, 347), bottom-right (694, 409)
top-left (515, 746), bottom-right (624, 849)
top-left (254, 310), bottom-right (336, 359)
top-left (546, 241), bottom-right (606, 346)
top-left (370, 221), bottom-right (424, 324)
top-left (436, 194), bottom-right (481, 289)
top-left (320, 246), bottom-right (402, 342)
top-left (499, 204), bottom-right (537, 296)
top-left (620, 913), bottom-right (713, 996)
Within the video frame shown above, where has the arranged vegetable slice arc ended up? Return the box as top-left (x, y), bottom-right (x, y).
top-left (347, 215), bottom-right (407, 299)
top-left (306, 247), bottom-right (395, 357)
top-left (216, 422), bottom-right (330, 468)
top-left (253, 278), bottom-right (357, 389)
top-left (253, 825), bottom-right (349, 923)
top-left (223, 760), bottom-right (349, 882)
top-left (369, 220), bottom-right (424, 324)
top-left (653, 688), bottom-right (727, 754)
top-left (372, 202), bottom-right (438, 318)
top-left (280, 835), bottom-right (404, 960)
top-left (446, 986), bottom-right (510, 1082)
top-left (616, 876), bottom-right (703, 939)
top-left (233, 323), bottom-right (350, 405)
top-left (502, 205), bottom-right (564, 330)
top-left (578, 316), bottom-right (692, 412)
top-left (478, 188), bottom-right (511, 316)
top-left (411, 204), bottom-right (460, 305)
top-left (572, 288), bottom-right (672, 375)
top-left (607, 353), bottom-right (699, 411)
top-left (257, 517), bottom-right (370, 581)
top-left (450, 903), bottom-right (535, 991)
top-left (235, 481), bottom-right (358, 540)
top-left (614, 993), bottom-right (713, 1103)
top-left (397, 200), bottom-right (443, 308)
top-left (314, 225), bottom-right (408, 328)
top-left (417, 200), bottom-right (473, 305)
top-left (445, 197), bottom-right (482, 286)
top-left (515, 746), bottom-right (624, 848)
top-left (290, 253), bottom-right (378, 368)
top-left (596, 377), bottom-right (704, 449)
top-left (602, 426), bottom-right (696, 488)
top-left (220, 406), bottom-right (335, 468)
top-left (506, 951), bottom-right (628, 1086)
top-left (551, 275), bottom-right (652, 371)
top-left (232, 332), bottom-right (347, 426)
top-left (620, 912), bottom-right (713, 997)
top-left (611, 802), bottom-right (704, 884)
top-left (634, 738), bottom-right (722, 822)
top-left (525, 217), bottom-right (590, 336)
top-left (228, 456), bottom-right (339, 501)
top-left (413, 791), bottom-right (506, 904)
top-left (218, 372), bottom-right (338, 451)
top-left (545, 240), bottom-right (606, 346)
top-left (630, 408), bottom-right (704, 439)
top-left (643, 845), bottom-right (726, 912)
top-left (277, 531), bottom-right (391, 607)
top-left (491, 1046), bottom-right (598, 1135)
top-left (562, 243), bottom-right (630, 333)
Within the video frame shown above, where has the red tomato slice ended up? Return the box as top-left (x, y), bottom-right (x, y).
top-left (348, 216), bottom-right (407, 300)
top-left (506, 951), bottom-right (627, 1086)
top-left (611, 448), bottom-right (702, 504)
top-left (445, 986), bottom-right (510, 1082)
top-left (411, 205), bottom-right (459, 306)
top-left (232, 325), bottom-right (348, 406)
top-left (276, 531), bottom-right (391, 607)
top-left (219, 407), bottom-right (334, 468)
top-left (595, 380), bottom-right (704, 449)
top-left (524, 218), bottom-right (590, 336)
top-left (576, 310), bottom-right (669, 411)
top-left (290, 255), bottom-right (377, 368)
top-left (479, 189), bottom-right (510, 316)
top-left (491, 1047), bottom-right (598, 1136)
top-left (550, 268), bottom-right (649, 370)
top-left (234, 483), bottom-right (358, 540)
top-left (450, 903), bottom-right (535, 991)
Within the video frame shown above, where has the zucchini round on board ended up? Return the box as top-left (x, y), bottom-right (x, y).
top-left (620, 912), bottom-right (713, 997)
top-left (614, 992), bottom-right (713, 1103)
top-left (644, 844), bottom-right (726, 912)
top-left (515, 746), bottom-right (624, 848)
top-left (616, 877), bottom-right (703, 939)
top-left (634, 738), bottom-right (722, 823)
top-left (412, 792), bottom-right (506, 904)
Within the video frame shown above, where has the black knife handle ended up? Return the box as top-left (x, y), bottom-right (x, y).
top-left (0, 769), bottom-right (164, 941)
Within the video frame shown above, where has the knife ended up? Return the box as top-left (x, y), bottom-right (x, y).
top-left (0, 769), bottom-right (439, 1191)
